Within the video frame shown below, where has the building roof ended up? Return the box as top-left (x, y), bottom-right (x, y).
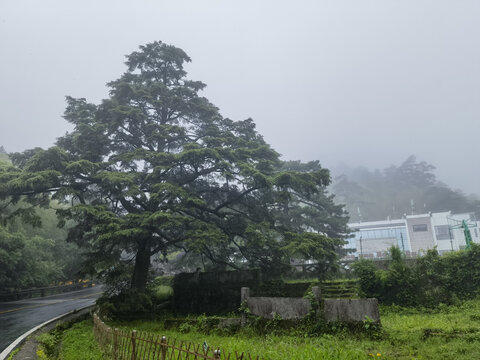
top-left (348, 219), bottom-right (405, 230)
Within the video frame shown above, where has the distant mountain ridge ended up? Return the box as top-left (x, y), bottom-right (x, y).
top-left (330, 155), bottom-right (480, 222)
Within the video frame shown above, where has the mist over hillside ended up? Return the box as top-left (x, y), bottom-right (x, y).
top-left (330, 155), bottom-right (480, 223)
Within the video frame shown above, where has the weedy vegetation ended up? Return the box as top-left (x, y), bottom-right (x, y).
top-left (44, 298), bottom-right (480, 359)
top-left (34, 316), bottom-right (102, 360)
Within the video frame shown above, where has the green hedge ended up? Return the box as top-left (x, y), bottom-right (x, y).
top-left (353, 244), bottom-right (480, 307)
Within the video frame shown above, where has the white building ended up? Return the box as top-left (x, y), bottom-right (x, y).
top-left (346, 211), bottom-right (480, 259)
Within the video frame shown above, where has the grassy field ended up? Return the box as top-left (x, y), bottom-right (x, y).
top-left (54, 298), bottom-right (480, 359)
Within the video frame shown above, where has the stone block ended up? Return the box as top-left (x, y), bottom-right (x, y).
top-left (323, 298), bottom-right (380, 323)
top-left (247, 297), bottom-right (311, 320)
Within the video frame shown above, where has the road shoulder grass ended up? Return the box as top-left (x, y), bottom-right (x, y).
top-left (56, 319), bottom-right (103, 360)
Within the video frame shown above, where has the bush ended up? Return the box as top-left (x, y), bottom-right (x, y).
top-left (97, 276), bottom-right (174, 319)
top-left (353, 244), bottom-right (480, 307)
top-left (381, 247), bottom-right (417, 306)
top-left (97, 290), bottom-right (154, 320)
top-left (149, 276), bottom-right (174, 303)
top-left (352, 259), bottom-right (382, 299)
top-left (150, 275), bottom-right (173, 287)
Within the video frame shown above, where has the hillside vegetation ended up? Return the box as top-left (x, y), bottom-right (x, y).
top-left (332, 156), bottom-right (480, 222)
top-left (0, 153), bottom-right (83, 290)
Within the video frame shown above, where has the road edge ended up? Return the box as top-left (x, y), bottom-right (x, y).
top-left (0, 304), bottom-right (95, 360)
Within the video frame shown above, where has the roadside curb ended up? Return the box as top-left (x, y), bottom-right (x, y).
top-left (0, 304), bottom-right (95, 360)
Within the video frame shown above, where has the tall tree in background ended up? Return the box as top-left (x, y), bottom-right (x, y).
top-left (273, 161), bottom-right (350, 273)
top-left (2, 42), bottom-right (349, 291)
top-left (332, 155), bottom-right (480, 222)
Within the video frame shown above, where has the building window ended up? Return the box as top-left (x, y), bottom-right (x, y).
top-left (413, 224), bottom-right (428, 232)
top-left (435, 225), bottom-right (451, 240)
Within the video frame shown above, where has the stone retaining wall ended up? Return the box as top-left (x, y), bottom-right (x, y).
top-left (241, 286), bottom-right (379, 323)
top-left (323, 298), bottom-right (380, 322)
top-left (246, 297), bottom-right (311, 320)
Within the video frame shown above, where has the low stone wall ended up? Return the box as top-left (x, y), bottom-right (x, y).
top-left (323, 298), bottom-right (380, 323)
top-left (241, 286), bottom-right (380, 324)
top-left (247, 297), bottom-right (311, 320)
top-left (241, 286), bottom-right (320, 321)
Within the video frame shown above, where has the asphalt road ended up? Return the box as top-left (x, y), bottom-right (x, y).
top-left (0, 285), bottom-right (103, 352)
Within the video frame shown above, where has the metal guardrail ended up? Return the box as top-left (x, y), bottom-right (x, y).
top-left (0, 281), bottom-right (94, 301)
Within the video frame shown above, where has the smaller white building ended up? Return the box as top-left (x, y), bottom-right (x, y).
top-left (346, 211), bottom-right (480, 258)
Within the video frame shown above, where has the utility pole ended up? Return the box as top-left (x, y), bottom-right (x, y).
top-left (447, 217), bottom-right (475, 250)
top-left (359, 235), bottom-right (363, 258)
top-left (462, 220), bottom-right (473, 249)
top-left (448, 226), bottom-right (454, 251)
top-left (400, 232), bottom-right (405, 253)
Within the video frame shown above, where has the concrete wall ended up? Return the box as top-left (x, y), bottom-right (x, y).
top-left (242, 287), bottom-right (380, 323)
top-left (406, 215), bottom-right (436, 253)
top-left (246, 297), bottom-right (311, 320)
top-left (323, 299), bottom-right (380, 323)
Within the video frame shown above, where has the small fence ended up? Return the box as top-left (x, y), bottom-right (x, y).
top-left (93, 314), bottom-right (260, 360)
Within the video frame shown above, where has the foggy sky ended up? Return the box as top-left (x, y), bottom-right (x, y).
top-left (1, 1), bottom-right (480, 195)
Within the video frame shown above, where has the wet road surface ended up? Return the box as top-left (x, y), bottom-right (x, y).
top-left (0, 286), bottom-right (103, 352)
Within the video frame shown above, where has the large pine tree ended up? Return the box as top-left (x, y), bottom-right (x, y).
top-left (2, 42), bottom-right (349, 291)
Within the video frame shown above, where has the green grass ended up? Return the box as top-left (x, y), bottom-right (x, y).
top-left (52, 319), bottom-right (103, 360)
top-left (283, 278), bottom-right (320, 284)
top-left (60, 299), bottom-right (480, 359)
top-left (34, 317), bottom-right (103, 359)
top-left (7, 348), bottom-right (19, 360)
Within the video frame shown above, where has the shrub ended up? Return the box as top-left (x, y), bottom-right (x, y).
top-left (97, 276), bottom-right (174, 319)
top-left (353, 244), bottom-right (480, 307)
top-left (97, 290), bottom-right (154, 320)
top-left (352, 259), bottom-right (382, 299)
top-left (149, 276), bottom-right (174, 303)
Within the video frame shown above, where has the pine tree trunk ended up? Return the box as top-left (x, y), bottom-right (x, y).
top-left (131, 242), bottom-right (151, 291)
